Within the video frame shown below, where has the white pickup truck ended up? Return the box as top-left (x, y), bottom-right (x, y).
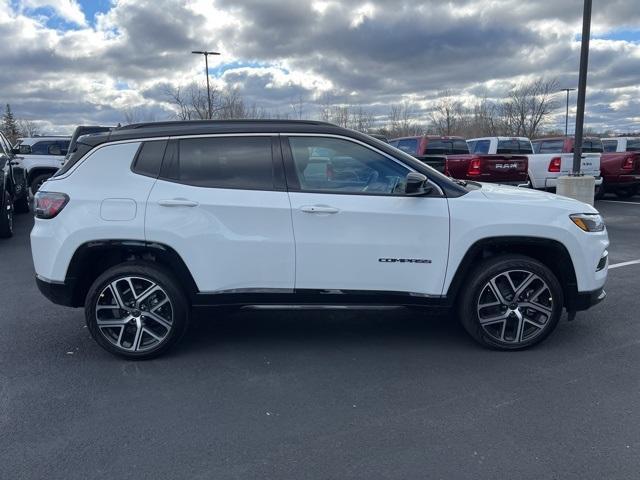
top-left (529, 137), bottom-right (602, 191)
top-left (14, 136), bottom-right (71, 193)
top-left (469, 136), bottom-right (602, 191)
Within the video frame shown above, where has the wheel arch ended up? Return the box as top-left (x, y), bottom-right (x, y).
top-left (27, 167), bottom-right (58, 186)
top-left (65, 240), bottom-right (198, 307)
top-left (446, 236), bottom-right (578, 310)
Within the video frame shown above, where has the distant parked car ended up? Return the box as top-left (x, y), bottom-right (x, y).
top-left (14, 136), bottom-right (71, 193)
top-left (530, 137), bottom-right (602, 193)
top-left (63, 126), bottom-right (114, 166)
top-left (598, 137), bottom-right (640, 199)
top-left (0, 132), bottom-right (29, 237)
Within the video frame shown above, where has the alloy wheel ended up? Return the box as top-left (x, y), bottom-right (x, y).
top-left (95, 276), bottom-right (173, 352)
top-left (476, 269), bottom-right (554, 344)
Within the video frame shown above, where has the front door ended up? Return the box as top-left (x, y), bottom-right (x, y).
top-left (283, 135), bottom-right (450, 297)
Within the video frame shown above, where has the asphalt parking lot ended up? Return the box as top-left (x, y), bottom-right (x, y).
top-left (1, 196), bottom-right (639, 480)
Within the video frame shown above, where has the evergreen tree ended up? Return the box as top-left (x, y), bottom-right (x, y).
top-left (2, 104), bottom-right (20, 144)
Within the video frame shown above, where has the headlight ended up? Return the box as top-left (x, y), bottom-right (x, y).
top-left (570, 213), bottom-right (605, 232)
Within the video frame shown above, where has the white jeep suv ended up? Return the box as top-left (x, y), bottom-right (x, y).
top-left (31, 120), bottom-right (609, 359)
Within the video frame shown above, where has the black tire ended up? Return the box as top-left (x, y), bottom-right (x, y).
top-left (615, 185), bottom-right (639, 199)
top-left (30, 173), bottom-right (52, 194)
top-left (594, 182), bottom-right (606, 201)
top-left (13, 195), bottom-right (30, 214)
top-left (458, 254), bottom-right (563, 350)
top-left (0, 190), bottom-right (14, 238)
top-left (85, 261), bottom-right (190, 359)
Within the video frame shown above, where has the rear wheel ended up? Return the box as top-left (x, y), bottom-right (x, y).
top-left (30, 173), bottom-right (52, 194)
top-left (594, 182), bottom-right (606, 200)
top-left (459, 255), bottom-right (563, 350)
top-left (615, 185), bottom-right (639, 199)
top-left (85, 262), bottom-right (190, 359)
top-left (0, 190), bottom-right (14, 238)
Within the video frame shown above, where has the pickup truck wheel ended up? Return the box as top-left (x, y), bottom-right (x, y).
top-left (0, 191), bottom-right (14, 238)
top-left (459, 255), bottom-right (563, 350)
top-left (615, 186), bottom-right (639, 199)
top-left (85, 262), bottom-right (189, 359)
top-left (30, 173), bottom-right (52, 194)
top-left (594, 182), bottom-right (606, 201)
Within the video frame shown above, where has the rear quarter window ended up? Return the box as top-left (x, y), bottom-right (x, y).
top-left (132, 141), bottom-right (167, 178)
top-left (470, 140), bottom-right (490, 154)
top-left (602, 140), bottom-right (618, 152)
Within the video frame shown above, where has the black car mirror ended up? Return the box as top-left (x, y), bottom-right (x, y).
top-left (405, 172), bottom-right (431, 195)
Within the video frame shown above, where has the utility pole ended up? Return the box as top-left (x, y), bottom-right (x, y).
top-left (556, 0), bottom-right (594, 205)
top-left (572, 0), bottom-right (592, 175)
top-left (191, 50), bottom-right (220, 119)
top-left (560, 88), bottom-right (576, 137)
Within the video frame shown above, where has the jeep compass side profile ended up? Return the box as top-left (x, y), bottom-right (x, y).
top-left (31, 120), bottom-right (608, 359)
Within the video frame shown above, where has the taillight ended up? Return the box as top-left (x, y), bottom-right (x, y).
top-left (34, 192), bottom-right (69, 219)
top-left (622, 155), bottom-right (634, 170)
top-left (467, 158), bottom-right (481, 175)
top-left (548, 157), bottom-right (562, 173)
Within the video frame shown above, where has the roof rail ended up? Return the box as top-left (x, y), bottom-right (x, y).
top-left (118, 119), bottom-right (336, 130)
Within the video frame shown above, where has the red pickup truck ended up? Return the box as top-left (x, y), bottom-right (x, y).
top-left (600, 137), bottom-right (640, 199)
top-left (389, 135), bottom-right (529, 185)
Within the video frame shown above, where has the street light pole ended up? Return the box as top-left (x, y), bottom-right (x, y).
top-left (572, 0), bottom-right (592, 175)
top-left (560, 88), bottom-right (576, 137)
top-left (191, 50), bottom-right (220, 119)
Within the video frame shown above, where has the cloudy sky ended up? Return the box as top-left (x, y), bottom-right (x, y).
top-left (0, 0), bottom-right (639, 134)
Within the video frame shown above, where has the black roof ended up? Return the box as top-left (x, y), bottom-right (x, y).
top-left (80, 119), bottom-right (353, 149)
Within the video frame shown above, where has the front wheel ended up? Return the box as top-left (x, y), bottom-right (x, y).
top-left (85, 262), bottom-right (190, 359)
top-left (459, 255), bottom-right (563, 350)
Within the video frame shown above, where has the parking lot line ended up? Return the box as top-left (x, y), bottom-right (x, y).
top-left (599, 200), bottom-right (640, 205)
top-left (609, 259), bottom-right (640, 270)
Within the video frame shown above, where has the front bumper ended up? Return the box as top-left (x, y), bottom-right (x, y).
top-left (568, 287), bottom-right (606, 312)
top-left (36, 275), bottom-right (76, 307)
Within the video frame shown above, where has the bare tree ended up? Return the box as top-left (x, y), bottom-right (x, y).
top-left (122, 106), bottom-right (157, 124)
top-left (499, 78), bottom-right (559, 138)
top-left (290, 95), bottom-right (305, 120)
top-left (17, 119), bottom-right (40, 137)
top-left (429, 91), bottom-right (465, 136)
top-left (386, 101), bottom-right (422, 138)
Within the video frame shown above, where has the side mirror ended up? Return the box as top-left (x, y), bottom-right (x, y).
top-left (405, 172), bottom-right (431, 195)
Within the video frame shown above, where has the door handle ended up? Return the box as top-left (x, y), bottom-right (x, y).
top-left (157, 198), bottom-right (199, 207)
top-left (300, 205), bottom-right (339, 214)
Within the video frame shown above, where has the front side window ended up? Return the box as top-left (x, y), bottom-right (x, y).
top-left (159, 136), bottom-right (274, 190)
top-left (396, 138), bottom-right (419, 154)
top-left (539, 140), bottom-right (564, 154)
top-left (30, 141), bottom-right (56, 155)
top-left (602, 140), bottom-right (617, 153)
top-left (288, 136), bottom-right (410, 195)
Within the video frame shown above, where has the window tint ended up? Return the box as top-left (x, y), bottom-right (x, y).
top-left (288, 136), bottom-right (410, 195)
top-left (133, 141), bottom-right (166, 178)
top-left (627, 139), bottom-right (640, 152)
top-left (602, 140), bottom-right (618, 153)
top-left (160, 136), bottom-right (274, 190)
top-left (539, 140), bottom-right (564, 154)
top-left (497, 140), bottom-right (533, 154)
top-left (396, 138), bottom-right (419, 154)
top-left (470, 140), bottom-right (490, 154)
top-left (453, 140), bottom-right (470, 154)
top-left (30, 141), bottom-right (55, 155)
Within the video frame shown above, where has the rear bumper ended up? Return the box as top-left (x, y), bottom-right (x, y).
top-left (568, 287), bottom-right (606, 312)
top-left (36, 275), bottom-right (76, 307)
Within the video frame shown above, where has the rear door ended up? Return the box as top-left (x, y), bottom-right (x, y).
top-left (283, 134), bottom-right (450, 296)
top-left (145, 135), bottom-right (295, 293)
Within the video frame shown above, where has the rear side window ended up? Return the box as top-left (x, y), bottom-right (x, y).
top-left (538, 140), bottom-right (564, 154)
top-left (396, 138), bottom-right (419, 154)
top-left (602, 140), bottom-right (617, 152)
top-left (160, 136), bottom-right (274, 190)
top-left (497, 140), bottom-right (533, 154)
top-left (626, 139), bottom-right (640, 152)
top-left (470, 140), bottom-right (490, 154)
top-left (132, 141), bottom-right (166, 178)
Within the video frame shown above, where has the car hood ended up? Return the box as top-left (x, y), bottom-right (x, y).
top-left (477, 182), bottom-right (598, 214)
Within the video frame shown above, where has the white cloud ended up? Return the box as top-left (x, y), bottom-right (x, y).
top-left (20, 0), bottom-right (87, 26)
